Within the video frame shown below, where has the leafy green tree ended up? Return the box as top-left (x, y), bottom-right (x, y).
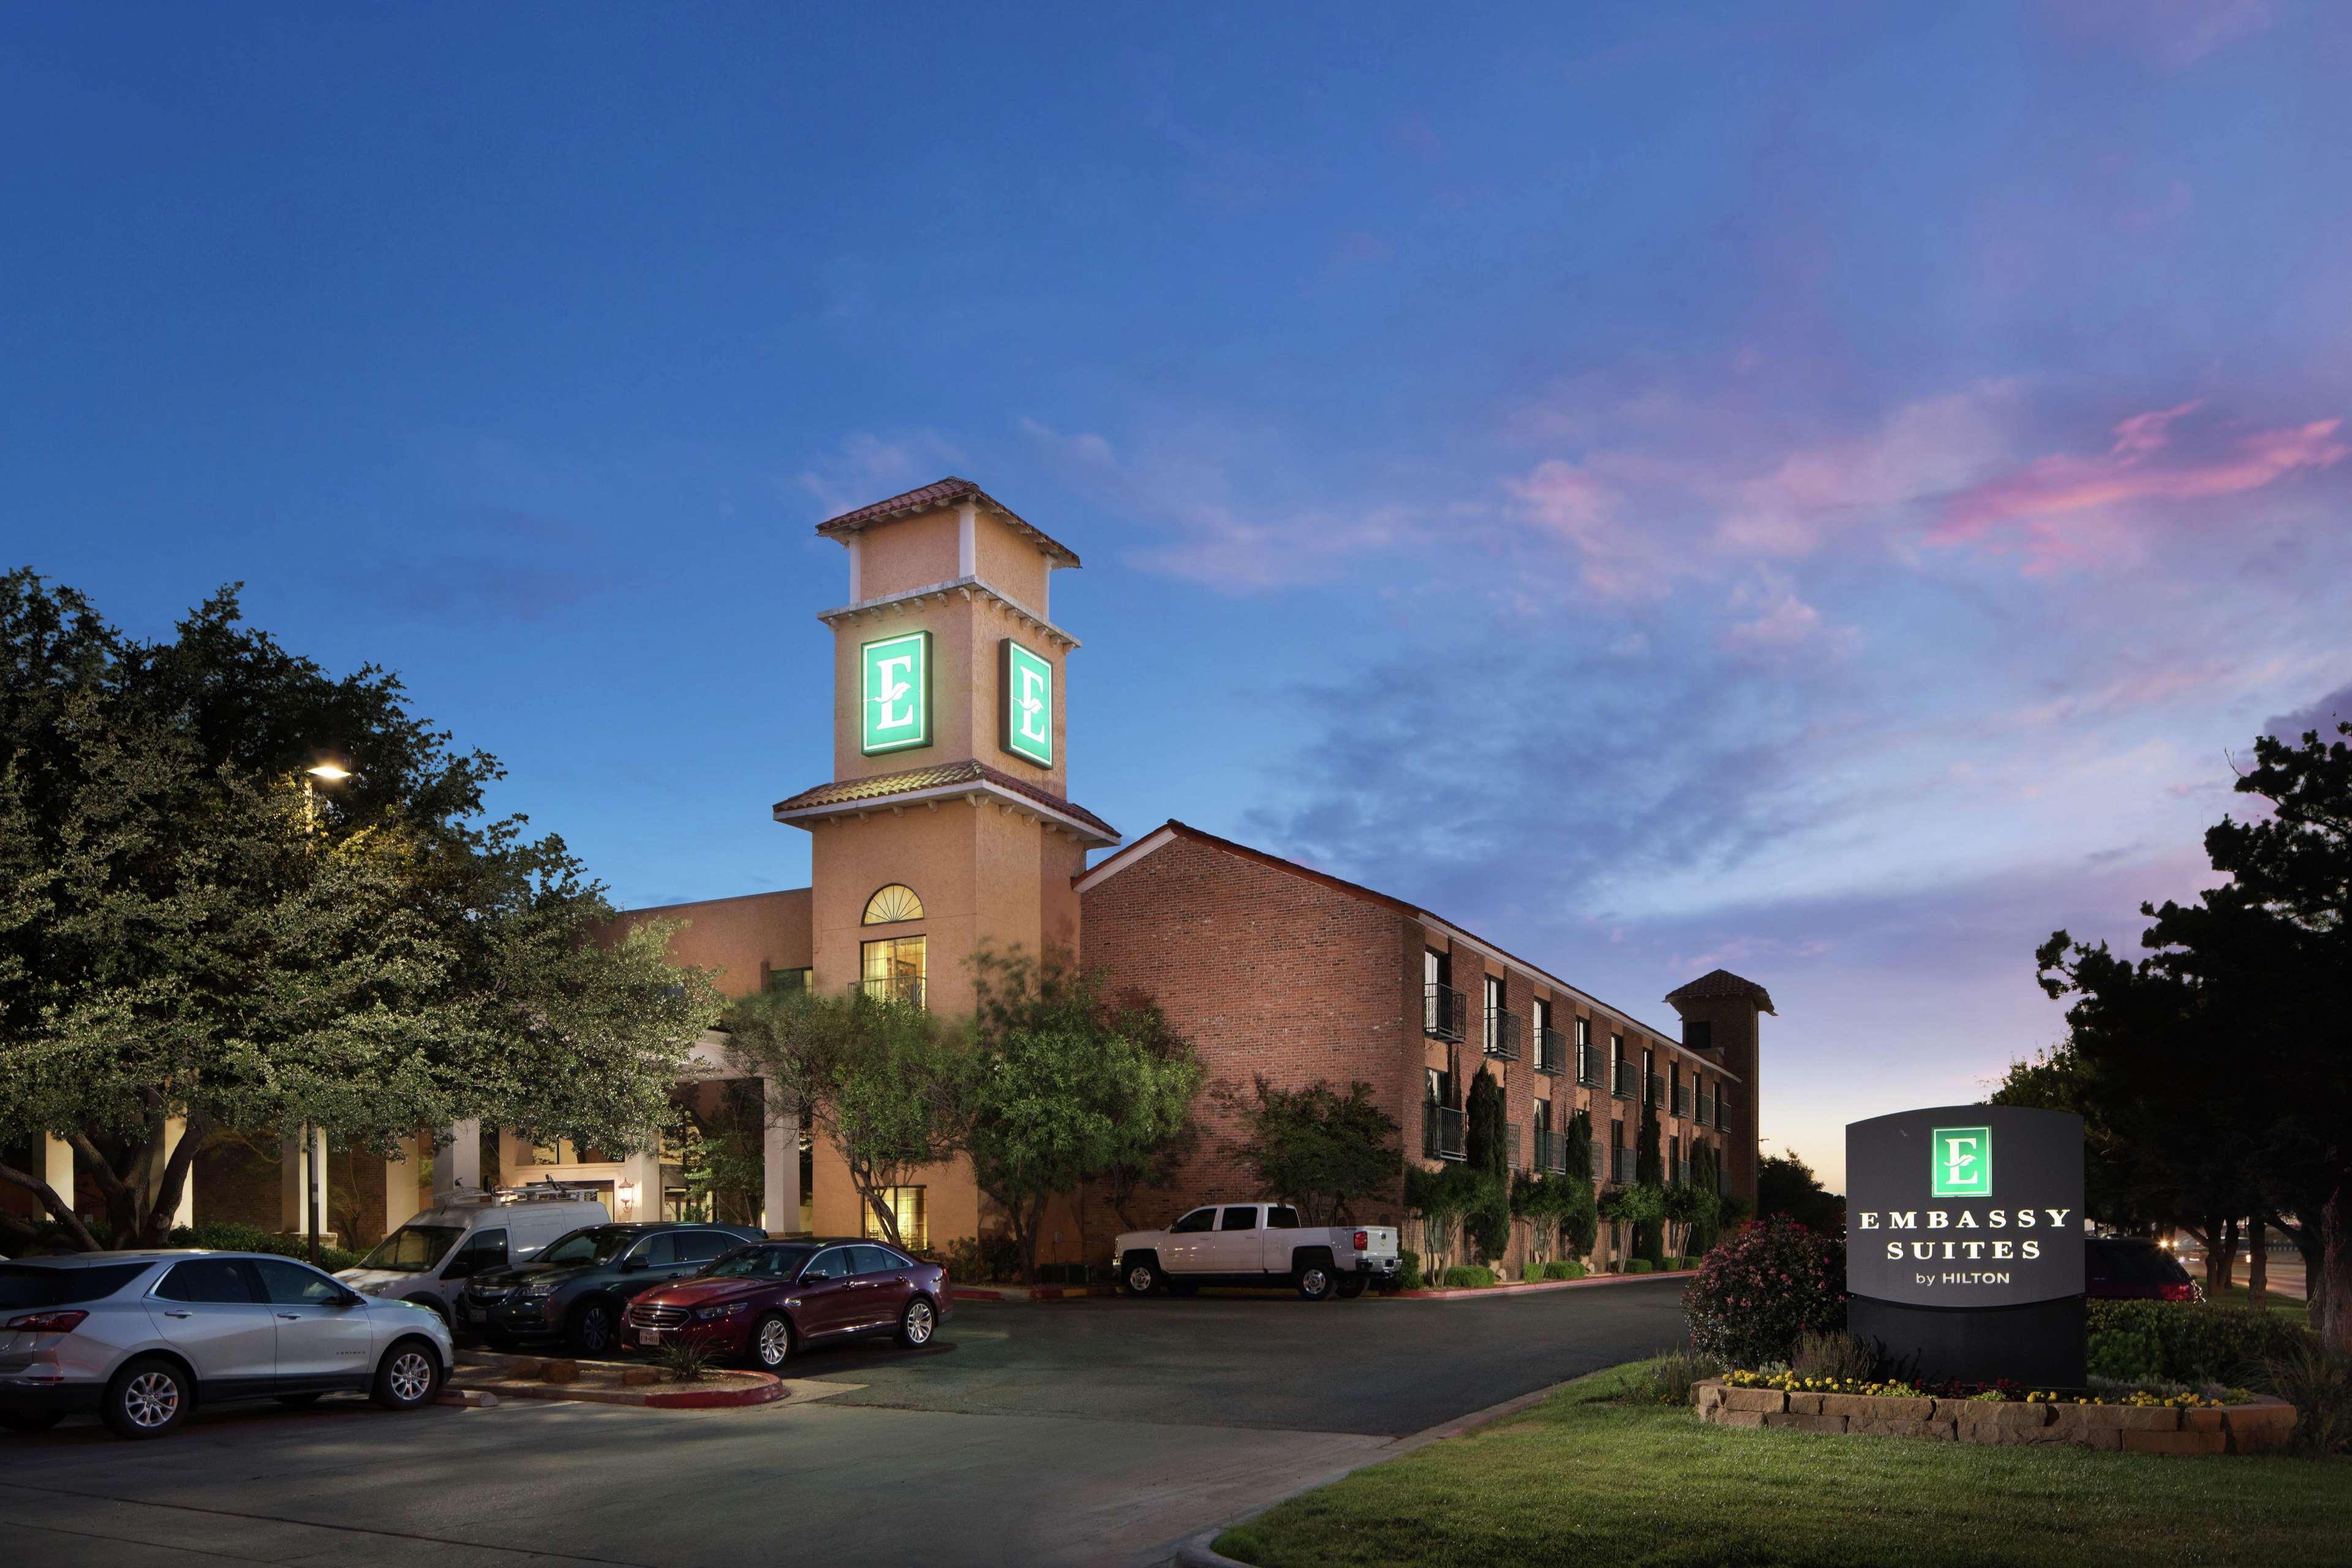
top-left (722, 987), bottom-right (959, 1250)
top-left (1223, 1077), bottom-right (1403, 1225)
top-left (957, 948), bottom-right (1202, 1283)
top-left (0, 572), bottom-right (718, 1251)
top-left (1461, 1066), bottom-right (1510, 1262)
top-left (1755, 1150), bottom-right (1844, 1235)
top-left (1632, 1104), bottom-right (1666, 1264)
top-left (1405, 1160), bottom-right (1487, 1276)
top-left (1557, 1109), bottom-right (1600, 1261)
top-left (2037, 720), bottom-right (2352, 1347)
top-left (1680, 1140), bottom-right (1724, 1257)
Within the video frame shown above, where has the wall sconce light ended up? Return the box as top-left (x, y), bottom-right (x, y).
top-left (615, 1179), bottom-right (639, 1216)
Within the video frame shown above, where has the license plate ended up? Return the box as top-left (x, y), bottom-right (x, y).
top-left (638, 1327), bottom-right (662, 1343)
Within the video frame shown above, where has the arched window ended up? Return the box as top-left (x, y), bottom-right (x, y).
top-left (862, 884), bottom-right (923, 925)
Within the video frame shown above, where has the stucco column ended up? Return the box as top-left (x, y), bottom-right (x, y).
top-left (433, 1118), bottom-right (482, 1199)
top-left (617, 1150), bottom-right (662, 1222)
top-left (279, 1127), bottom-right (327, 1235)
top-left (761, 1078), bottom-right (800, 1235)
top-left (147, 1117), bottom-right (195, 1229)
top-left (43, 1135), bottom-right (74, 1211)
top-left (383, 1135), bottom-right (424, 1235)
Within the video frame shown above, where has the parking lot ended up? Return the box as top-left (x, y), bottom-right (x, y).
top-left (1, 1280), bottom-right (1690, 1567)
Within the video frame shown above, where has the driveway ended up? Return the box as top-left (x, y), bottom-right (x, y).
top-left (0, 1279), bottom-right (1689, 1568)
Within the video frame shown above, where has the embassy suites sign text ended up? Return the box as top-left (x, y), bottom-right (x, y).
top-left (1845, 1106), bottom-right (2085, 1310)
top-left (1853, 1205), bottom-right (2074, 1284)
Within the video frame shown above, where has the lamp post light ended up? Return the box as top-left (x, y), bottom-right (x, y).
top-left (297, 755), bottom-right (355, 1265)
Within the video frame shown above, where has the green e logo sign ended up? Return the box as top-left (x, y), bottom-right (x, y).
top-left (862, 631), bottom-right (931, 755)
top-left (1932, 1126), bottom-right (1992, 1197)
top-left (1000, 639), bottom-right (1053, 767)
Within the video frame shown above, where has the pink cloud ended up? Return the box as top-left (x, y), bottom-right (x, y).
top-left (1504, 459), bottom-right (1670, 599)
top-left (1933, 404), bottom-right (2348, 565)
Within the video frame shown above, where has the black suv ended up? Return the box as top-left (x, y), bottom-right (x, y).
top-left (458, 1222), bottom-right (764, 1355)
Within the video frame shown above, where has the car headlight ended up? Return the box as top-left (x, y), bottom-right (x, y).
top-left (694, 1301), bottom-right (747, 1321)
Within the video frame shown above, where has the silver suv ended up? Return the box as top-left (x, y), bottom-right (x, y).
top-left (0, 1251), bottom-right (454, 1441)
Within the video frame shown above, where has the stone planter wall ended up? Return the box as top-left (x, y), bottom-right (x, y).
top-left (1691, 1378), bottom-right (2297, 1456)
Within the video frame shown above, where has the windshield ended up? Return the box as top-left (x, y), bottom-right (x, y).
top-left (359, 1225), bottom-right (464, 1273)
top-left (535, 1226), bottom-right (638, 1267)
top-left (701, 1245), bottom-right (816, 1281)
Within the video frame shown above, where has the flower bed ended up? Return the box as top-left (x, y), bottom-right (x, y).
top-left (1692, 1375), bottom-right (2296, 1455)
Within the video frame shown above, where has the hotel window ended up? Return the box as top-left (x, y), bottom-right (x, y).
top-left (861, 935), bottom-right (927, 1007)
top-left (761, 963), bottom-right (811, 995)
top-left (1483, 974), bottom-right (1504, 1053)
top-left (862, 883), bottom-right (924, 924)
top-left (863, 1185), bottom-right (927, 1251)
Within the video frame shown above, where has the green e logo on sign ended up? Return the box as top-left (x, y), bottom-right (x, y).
top-left (1000, 639), bottom-right (1053, 767)
top-left (862, 631), bottom-right (930, 755)
top-left (1931, 1126), bottom-right (1991, 1197)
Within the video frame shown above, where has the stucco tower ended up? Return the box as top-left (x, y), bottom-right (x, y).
top-left (773, 480), bottom-right (1120, 1017)
top-left (1664, 968), bottom-right (1773, 1206)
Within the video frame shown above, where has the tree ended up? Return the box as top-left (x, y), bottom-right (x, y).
top-left (722, 987), bottom-right (959, 1250)
top-left (1223, 1077), bottom-right (1403, 1225)
top-left (2037, 720), bottom-right (2352, 1347)
top-left (958, 948), bottom-right (1203, 1283)
top-left (1756, 1151), bottom-right (1843, 1235)
top-left (1681, 1140), bottom-right (1724, 1257)
top-left (1632, 1103), bottom-right (1666, 1264)
top-left (1560, 1110), bottom-right (1600, 1261)
top-left (1404, 1161), bottom-right (1486, 1276)
top-left (0, 572), bottom-right (720, 1251)
top-left (1095, 987), bottom-right (1203, 1229)
top-left (1461, 1067), bottom-right (1510, 1263)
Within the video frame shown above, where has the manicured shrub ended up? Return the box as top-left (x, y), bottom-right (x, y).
top-left (167, 1221), bottom-right (363, 1272)
top-left (1439, 1264), bottom-right (1498, 1289)
top-left (1637, 1349), bottom-right (1726, 1406)
top-left (2087, 1326), bottom-right (2164, 1382)
top-left (2086, 1300), bottom-right (2313, 1385)
top-left (1522, 1262), bottom-right (1545, 1284)
top-left (1541, 1260), bottom-right (1586, 1281)
top-left (1626, 1259), bottom-right (1655, 1273)
top-left (1792, 1329), bottom-right (1875, 1384)
top-left (942, 1231), bottom-right (1023, 1285)
top-left (1396, 1249), bottom-right (1423, 1292)
top-left (2264, 1341), bottom-right (2352, 1455)
top-left (1681, 1217), bottom-right (1847, 1369)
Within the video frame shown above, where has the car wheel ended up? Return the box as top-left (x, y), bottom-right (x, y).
top-left (750, 1312), bottom-right (794, 1371)
top-left (372, 1340), bottom-right (442, 1412)
top-left (1335, 1275), bottom-right (1368, 1299)
top-left (898, 1296), bottom-right (937, 1348)
top-left (1295, 1261), bottom-right (1336, 1301)
top-left (0, 1409), bottom-right (66, 1433)
top-left (568, 1299), bottom-right (616, 1357)
top-left (104, 1356), bottom-right (191, 1441)
top-left (274, 1392), bottom-right (324, 1409)
top-left (1121, 1259), bottom-right (1161, 1297)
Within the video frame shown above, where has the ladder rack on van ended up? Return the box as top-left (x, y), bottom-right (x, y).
top-left (429, 1180), bottom-right (609, 1208)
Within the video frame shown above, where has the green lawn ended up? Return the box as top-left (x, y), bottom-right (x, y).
top-left (2206, 1283), bottom-right (2309, 1322)
top-left (1213, 1361), bottom-right (2350, 1568)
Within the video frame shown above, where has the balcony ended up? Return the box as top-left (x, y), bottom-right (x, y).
top-left (861, 974), bottom-right (926, 1008)
top-left (1610, 1060), bottom-right (1635, 1099)
top-left (1697, 1091), bottom-right (1715, 1127)
top-left (1483, 1008), bottom-right (1523, 1062)
top-left (1646, 1072), bottom-right (1664, 1107)
top-left (1672, 1158), bottom-right (1691, 1186)
top-left (1423, 1104), bottom-right (1466, 1162)
top-left (1589, 1142), bottom-right (1606, 1182)
top-left (1535, 1128), bottom-right (1568, 1174)
top-left (1506, 1123), bottom-right (1521, 1169)
top-left (1673, 1085), bottom-right (1694, 1120)
top-left (1424, 984), bottom-right (1466, 1042)
top-left (1575, 1044), bottom-right (1598, 1088)
top-left (1716, 1090), bottom-right (1733, 1133)
top-left (1534, 1027), bottom-right (1566, 1075)
top-left (1610, 1145), bottom-right (1632, 1184)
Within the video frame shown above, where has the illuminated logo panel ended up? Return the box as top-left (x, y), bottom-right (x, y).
top-left (1000, 639), bottom-right (1053, 767)
top-left (1931, 1126), bottom-right (1992, 1197)
top-left (861, 631), bottom-right (931, 755)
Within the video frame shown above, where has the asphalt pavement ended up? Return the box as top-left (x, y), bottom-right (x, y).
top-left (0, 1278), bottom-right (1692, 1568)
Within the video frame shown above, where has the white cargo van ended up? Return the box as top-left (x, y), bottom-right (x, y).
top-left (337, 1183), bottom-right (610, 1325)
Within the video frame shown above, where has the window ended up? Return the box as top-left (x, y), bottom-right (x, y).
top-left (443, 1228), bottom-right (508, 1279)
top-left (861, 935), bottom-right (927, 1006)
top-left (762, 964), bottom-right (811, 995)
top-left (862, 884), bottom-right (924, 925)
top-left (1687, 1020), bottom-right (1714, 1052)
top-left (707, 1245), bottom-right (814, 1280)
top-left (1266, 1206), bottom-right (1302, 1229)
top-left (157, 1259), bottom-right (258, 1303)
top-left (1220, 1206), bottom-right (1261, 1231)
top-left (676, 1231), bottom-right (733, 1264)
top-left (0, 1262), bottom-right (151, 1308)
top-left (850, 1245), bottom-right (905, 1276)
top-left (1534, 998), bottom-right (1551, 1034)
top-left (539, 1227), bottom-right (635, 1266)
top-left (1169, 1208), bottom-right (1218, 1234)
top-left (252, 1257), bottom-right (350, 1306)
top-left (632, 1234), bottom-right (680, 1267)
top-left (802, 1247), bottom-right (853, 1281)
top-left (863, 1186), bottom-right (928, 1251)
top-left (360, 1224), bottom-right (464, 1273)
top-left (1534, 1099), bottom-right (1552, 1137)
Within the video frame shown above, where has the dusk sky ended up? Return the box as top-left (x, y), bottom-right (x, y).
top-left (7, 4), bottom-right (2348, 1188)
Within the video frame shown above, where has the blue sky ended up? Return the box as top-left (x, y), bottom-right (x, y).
top-left (6, 4), bottom-right (2348, 1187)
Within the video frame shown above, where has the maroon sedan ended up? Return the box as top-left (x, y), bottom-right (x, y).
top-left (2086, 1237), bottom-right (2203, 1302)
top-left (619, 1239), bottom-right (948, 1370)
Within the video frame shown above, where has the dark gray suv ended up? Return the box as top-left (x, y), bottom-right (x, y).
top-left (456, 1223), bottom-right (764, 1355)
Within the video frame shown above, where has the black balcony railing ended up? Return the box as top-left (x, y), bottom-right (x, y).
top-left (1506, 1122), bottom-right (1521, 1169)
top-left (1697, 1091), bottom-right (1715, 1128)
top-left (1589, 1142), bottom-right (1606, 1182)
top-left (1610, 1145), bottom-right (1632, 1184)
top-left (1534, 1027), bottom-right (1566, 1075)
top-left (1423, 1104), bottom-right (1466, 1162)
top-left (1646, 1072), bottom-right (1664, 1107)
top-left (1425, 984), bottom-right (1466, 1042)
top-left (1673, 1085), bottom-right (1694, 1120)
top-left (861, 974), bottom-right (926, 1008)
top-left (1672, 1158), bottom-right (1692, 1186)
top-left (1535, 1128), bottom-right (1568, 1174)
top-left (1576, 1042), bottom-right (1598, 1088)
top-left (1484, 1008), bottom-right (1523, 1062)
top-left (1716, 1090), bottom-right (1732, 1133)
top-left (1610, 1060), bottom-right (1635, 1099)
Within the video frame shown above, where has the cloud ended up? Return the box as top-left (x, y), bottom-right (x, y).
top-left (1934, 404), bottom-right (2348, 565)
top-left (347, 511), bottom-right (619, 624)
top-left (793, 431), bottom-right (965, 521)
top-left (1502, 459), bottom-right (1672, 600)
top-left (2039, 0), bottom-right (2275, 69)
top-left (1020, 417), bottom-right (1422, 590)
top-left (2263, 682), bottom-right (2352, 741)
top-left (1720, 567), bottom-right (1849, 659)
top-left (1713, 390), bottom-right (2015, 557)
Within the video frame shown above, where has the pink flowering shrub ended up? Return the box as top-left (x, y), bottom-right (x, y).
top-left (1681, 1216), bottom-right (1846, 1368)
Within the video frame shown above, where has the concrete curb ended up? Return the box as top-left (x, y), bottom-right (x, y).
top-left (1384, 1268), bottom-right (1697, 1301)
top-left (950, 1283), bottom-right (1114, 1302)
top-left (450, 1349), bottom-right (786, 1409)
top-left (1161, 1368), bottom-right (1592, 1566)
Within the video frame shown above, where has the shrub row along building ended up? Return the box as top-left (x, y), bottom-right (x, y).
top-left (7, 480), bottom-right (1770, 1276)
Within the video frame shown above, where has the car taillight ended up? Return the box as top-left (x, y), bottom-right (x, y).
top-left (2160, 1283), bottom-right (2195, 1302)
top-left (1353, 1231), bottom-right (1368, 1251)
top-left (6, 1310), bottom-right (87, 1333)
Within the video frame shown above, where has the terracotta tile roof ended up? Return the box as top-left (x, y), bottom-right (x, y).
top-left (815, 477), bottom-right (1081, 568)
top-left (772, 760), bottom-right (1117, 840)
top-left (1664, 968), bottom-right (1777, 1016)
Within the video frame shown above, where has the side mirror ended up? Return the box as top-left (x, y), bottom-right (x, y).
top-left (335, 1292), bottom-right (365, 1308)
top-left (620, 1256), bottom-right (647, 1272)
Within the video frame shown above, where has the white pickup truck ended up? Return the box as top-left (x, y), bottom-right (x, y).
top-left (1114, 1202), bottom-right (1401, 1300)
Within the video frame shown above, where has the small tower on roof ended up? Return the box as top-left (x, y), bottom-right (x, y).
top-left (1665, 968), bottom-right (1774, 1206)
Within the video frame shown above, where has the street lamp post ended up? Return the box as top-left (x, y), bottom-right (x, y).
top-left (298, 756), bottom-right (354, 1267)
